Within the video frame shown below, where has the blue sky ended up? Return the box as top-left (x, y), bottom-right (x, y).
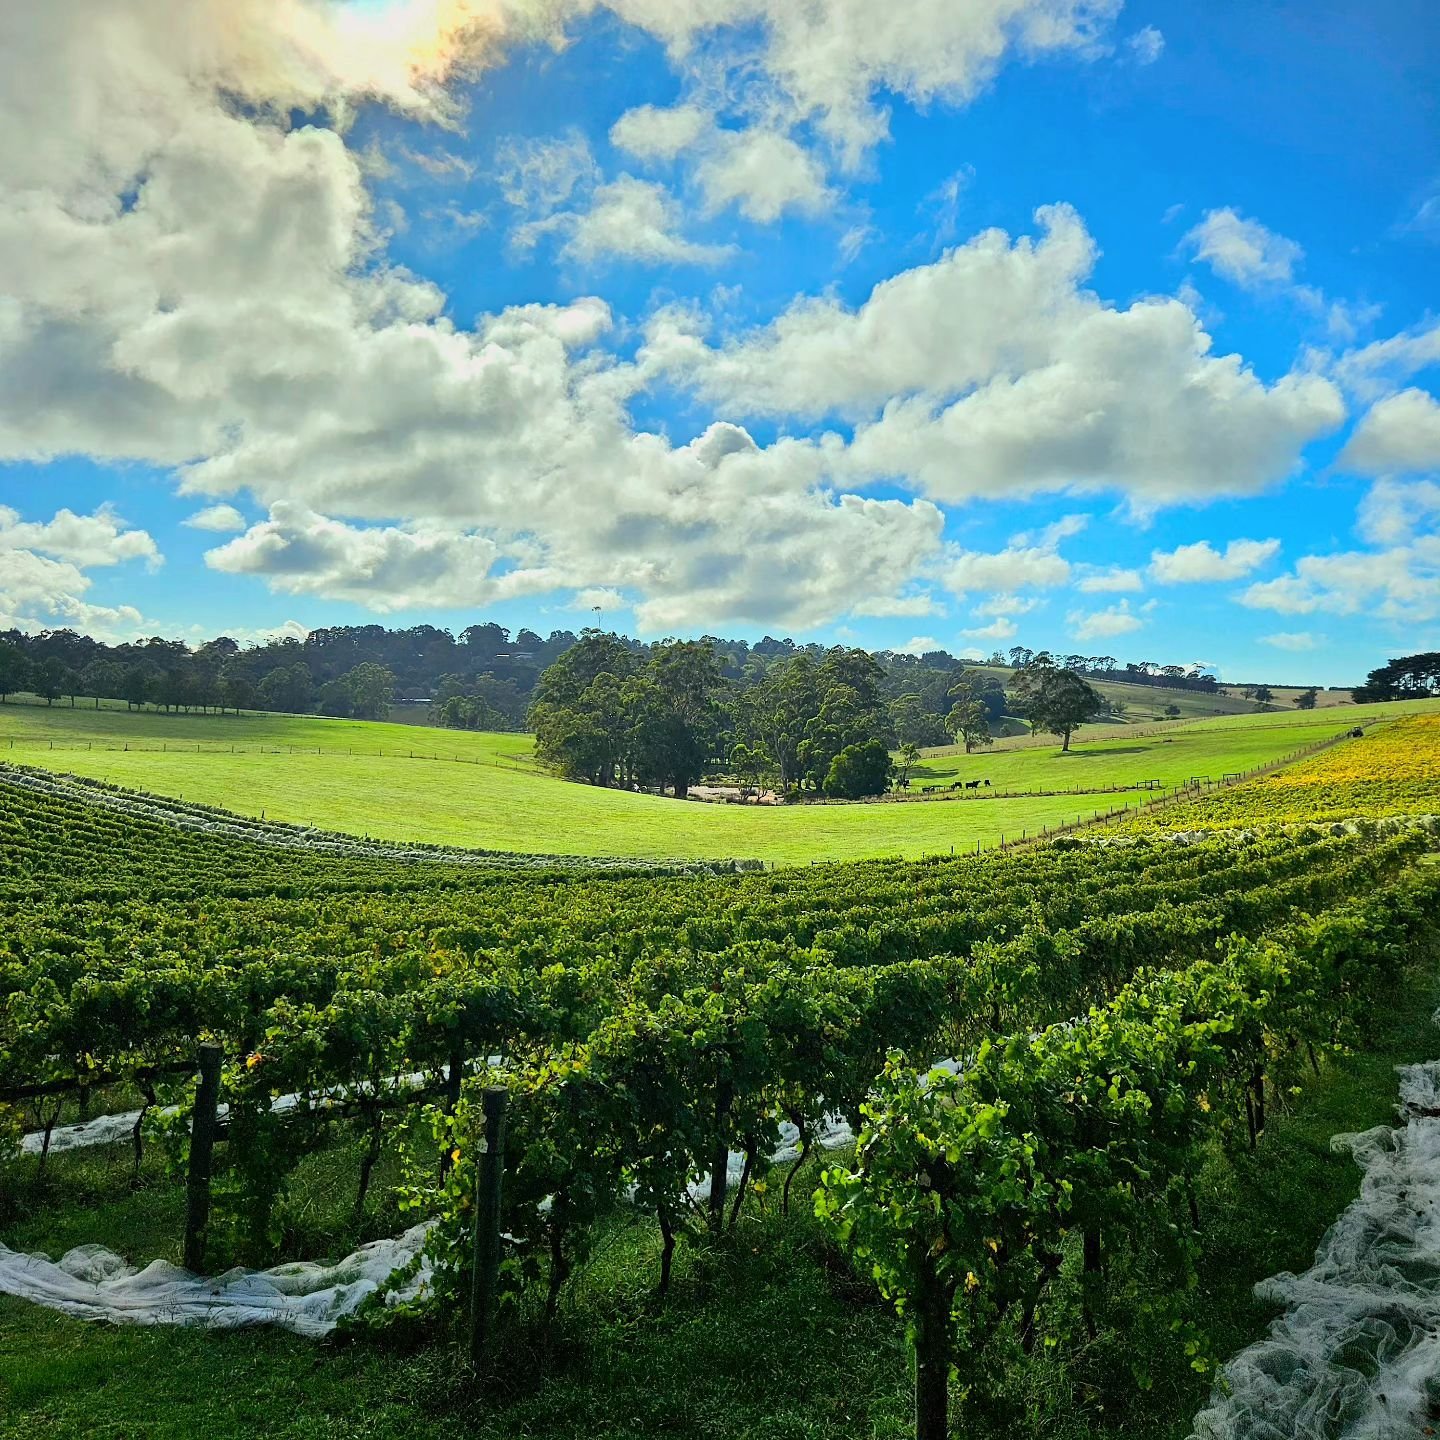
top-left (2, 0), bottom-right (1437, 684)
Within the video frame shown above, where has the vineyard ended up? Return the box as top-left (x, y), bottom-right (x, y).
top-left (3, 719), bottom-right (1440, 1438)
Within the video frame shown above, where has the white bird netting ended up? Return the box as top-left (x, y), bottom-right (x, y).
top-left (1192, 1058), bottom-right (1440, 1438)
top-left (0, 1225), bottom-right (433, 1336)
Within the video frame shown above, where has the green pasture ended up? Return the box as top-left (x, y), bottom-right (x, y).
top-left (5, 699), bottom-right (1434, 864)
top-left (912, 701), bottom-right (1439, 791)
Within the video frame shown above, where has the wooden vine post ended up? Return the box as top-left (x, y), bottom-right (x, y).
top-left (912, 1253), bottom-right (955, 1440)
top-left (469, 1086), bottom-right (509, 1373)
top-left (182, 1043), bottom-right (223, 1273)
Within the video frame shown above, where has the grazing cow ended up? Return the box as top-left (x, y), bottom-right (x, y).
top-left (983, 779), bottom-right (992, 788)
top-left (949, 781), bottom-right (962, 791)
top-left (965, 779), bottom-right (980, 790)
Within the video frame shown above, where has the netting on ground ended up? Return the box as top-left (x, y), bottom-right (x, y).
top-left (1192, 1057), bottom-right (1440, 1438)
top-left (0, 1225), bottom-right (433, 1336)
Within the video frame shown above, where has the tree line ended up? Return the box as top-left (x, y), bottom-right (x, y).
top-left (1354, 652), bottom-right (1440, 703)
top-left (3, 621), bottom-right (1321, 757)
top-left (530, 634), bottom-right (1112, 800)
top-left (0, 624), bottom-right (580, 727)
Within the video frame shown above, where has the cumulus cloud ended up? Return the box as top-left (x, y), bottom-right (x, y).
top-left (1338, 388), bottom-right (1440, 476)
top-left (0, 505), bottom-right (159, 638)
top-left (694, 129), bottom-right (833, 222)
top-left (650, 206), bottom-right (1344, 506)
top-left (561, 176), bottom-right (733, 266)
top-left (942, 544), bottom-right (1072, 594)
top-left (1259, 631), bottom-right (1323, 652)
top-left (1076, 566), bottom-right (1143, 593)
top-left (1357, 477), bottom-right (1440, 547)
top-left (610, 103), bottom-right (711, 161)
top-left (1332, 320), bottom-right (1440, 402)
top-left (183, 503), bottom-right (247, 532)
top-left (1067, 601), bottom-right (1142, 640)
top-left (892, 635), bottom-right (942, 655)
top-left (1184, 208), bottom-right (1304, 288)
top-left (963, 616), bottom-right (1019, 641)
top-left (0, 0), bottom-right (1338, 637)
top-left (1149, 538), bottom-right (1281, 583)
top-left (1242, 539), bottom-right (1440, 623)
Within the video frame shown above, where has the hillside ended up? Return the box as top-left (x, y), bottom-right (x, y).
top-left (3, 697), bottom-right (1435, 865)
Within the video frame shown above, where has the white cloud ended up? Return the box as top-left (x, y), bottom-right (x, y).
top-left (975, 593), bottom-right (1040, 617)
top-left (1010, 513), bottom-right (1090, 548)
top-left (1259, 631), bottom-right (1323, 652)
top-left (1184, 208), bottom-right (1304, 289)
top-left (0, 505), bottom-right (160, 639)
top-left (942, 544), bottom-right (1072, 594)
top-left (1331, 320), bottom-right (1440, 402)
top-left (610, 103), bottom-right (711, 161)
top-left (206, 504), bottom-right (515, 612)
top-left (183, 503), bottom-right (247, 533)
top-left (570, 587), bottom-right (628, 613)
top-left (604, 0), bottom-right (1122, 168)
top-left (1338, 389), bottom-right (1440, 476)
top-left (963, 616), bottom-right (1018, 642)
top-left (893, 635), bottom-right (942, 655)
top-left (0, 504), bottom-right (160, 570)
top-left (851, 592), bottom-right (942, 618)
top-left (1149, 538), bottom-right (1281, 583)
top-left (497, 130), bottom-right (599, 221)
top-left (1357, 477), bottom-right (1440, 546)
top-left (1067, 601), bottom-right (1143, 640)
top-left (694, 129), bottom-right (832, 223)
top-left (561, 176), bottom-right (732, 266)
top-left (1242, 538), bottom-right (1440, 623)
top-left (1076, 566), bottom-right (1143, 593)
top-left (651, 205), bottom-right (1344, 506)
top-left (1126, 26), bottom-right (1164, 64)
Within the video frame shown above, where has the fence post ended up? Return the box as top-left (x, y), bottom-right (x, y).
top-left (469, 1087), bottom-right (508, 1372)
top-left (182, 1043), bottom-right (223, 1273)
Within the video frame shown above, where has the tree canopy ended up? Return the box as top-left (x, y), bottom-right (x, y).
top-left (1354, 653), bottom-right (1440, 703)
top-left (1011, 656), bottom-right (1104, 752)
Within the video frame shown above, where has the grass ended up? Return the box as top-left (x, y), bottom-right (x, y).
top-left (7, 700), bottom-right (1437, 866)
top-left (5, 963), bottom-right (1439, 1440)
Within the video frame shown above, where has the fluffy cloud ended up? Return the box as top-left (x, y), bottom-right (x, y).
top-left (1076, 566), bottom-right (1143, 592)
top-left (610, 103), bottom-right (711, 161)
top-left (694, 130), bottom-right (832, 222)
top-left (1184, 208), bottom-right (1304, 288)
top-left (206, 505), bottom-right (518, 611)
top-left (1332, 320), bottom-right (1440, 402)
top-left (561, 176), bottom-right (733, 266)
top-left (962, 616), bottom-right (1019, 642)
top-left (0, 2), bottom-right (953, 631)
top-left (1067, 601), bottom-right (1142, 640)
top-left (1357, 477), bottom-right (1440, 546)
top-left (0, 505), bottom-right (159, 638)
top-left (1149, 538), bottom-right (1280, 583)
top-left (1338, 389), bottom-right (1440, 476)
top-left (0, 0), bottom-right (1343, 637)
top-left (651, 206), bottom-right (1344, 506)
top-left (0, 504), bottom-right (160, 570)
top-left (1260, 631), bottom-right (1323, 652)
top-left (1242, 539), bottom-right (1440, 623)
top-left (183, 503), bottom-right (247, 533)
top-left (892, 635), bottom-right (942, 655)
top-left (603, 0), bottom-right (1121, 166)
top-left (942, 544), bottom-right (1072, 594)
